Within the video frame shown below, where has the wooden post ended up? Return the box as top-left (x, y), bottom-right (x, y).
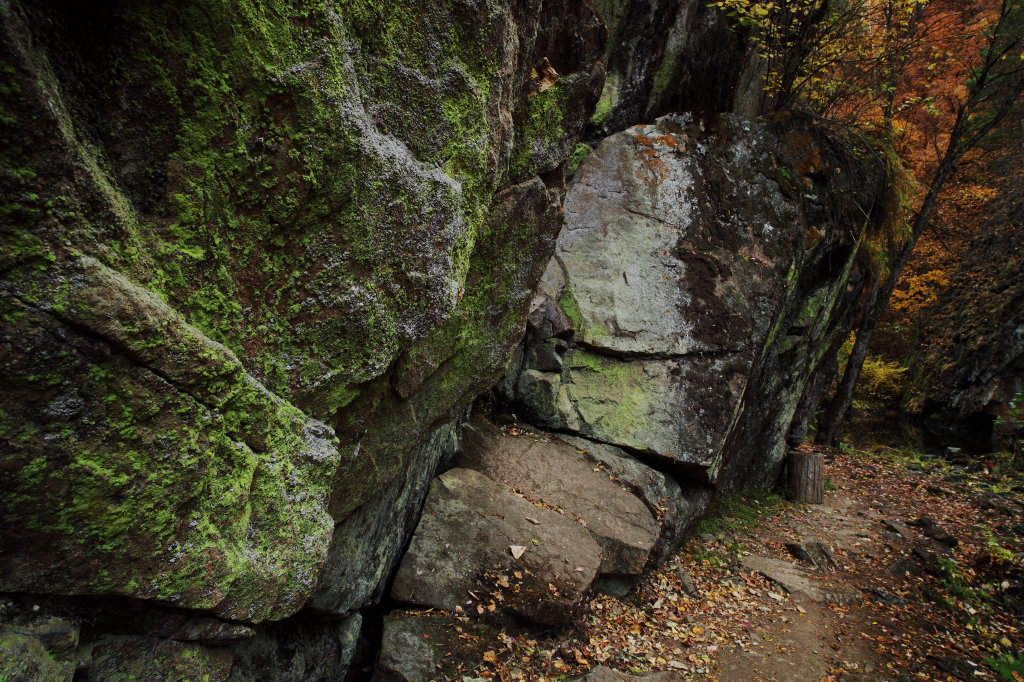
top-left (788, 451), bottom-right (825, 504)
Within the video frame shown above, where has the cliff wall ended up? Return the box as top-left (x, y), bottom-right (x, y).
top-left (0, 1), bottom-right (878, 678)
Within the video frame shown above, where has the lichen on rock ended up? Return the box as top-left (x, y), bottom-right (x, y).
top-left (0, 0), bottom-right (606, 624)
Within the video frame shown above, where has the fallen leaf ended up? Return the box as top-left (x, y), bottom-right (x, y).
top-left (483, 650), bottom-right (498, 664)
top-left (510, 546), bottom-right (526, 559)
top-left (526, 517), bottom-right (541, 525)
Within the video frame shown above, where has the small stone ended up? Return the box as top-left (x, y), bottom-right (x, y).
top-left (887, 557), bottom-right (923, 577)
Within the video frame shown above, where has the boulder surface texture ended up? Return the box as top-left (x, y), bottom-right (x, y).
top-left (508, 113), bottom-right (873, 489)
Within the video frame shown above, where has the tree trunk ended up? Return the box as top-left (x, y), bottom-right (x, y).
top-left (816, 330), bottom-right (870, 446)
top-left (816, 152), bottom-right (959, 446)
top-left (788, 451), bottom-right (825, 504)
top-left (816, 272), bottom-right (882, 446)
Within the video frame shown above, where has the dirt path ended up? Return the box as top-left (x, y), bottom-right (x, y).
top-left (709, 492), bottom-right (890, 681)
top-left (702, 448), bottom-right (1023, 682)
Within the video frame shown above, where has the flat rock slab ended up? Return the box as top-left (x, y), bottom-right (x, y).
top-left (882, 520), bottom-right (916, 541)
top-left (391, 468), bottom-right (602, 627)
top-left (556, 435), bottom-right (712, 562)
top-left (574, 665), bottom-right (687, 680)
top-left (461, 419), bottom-right (658, 576)
top-left (373, 613), bottom-right (498, 682)
top-left (741, 556), bottom-right (858, 605)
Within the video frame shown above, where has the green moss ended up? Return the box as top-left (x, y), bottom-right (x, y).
top-left (693, 488), bottom-right (788, 538)
top-left (591, 72), bottom-right (620, 130)
top-left (566, 143), bottom-right (593, 178)
top-left (512, 83), bottom-right (570, 178)
top-left (563, 349), bottom-right (652, 438)
top-left (558, 285), bottom-right (582, 328)
top-left (0, 628), bottom-right (69, 682)
top-left (1, 264), bottom-right (339, 620)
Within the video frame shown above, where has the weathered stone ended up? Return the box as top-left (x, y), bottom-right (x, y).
top-left (170, 617), bottom-right (255, 647)
top-left (392, 468), bottom-right (601, 627)
top-left (0, 0), bottom-right (606, 623)
top-left (0, 257), bottom-right (339, 623)
top-left (0, 625), bottom-right (75, 682)
top-left (882, 520), bottom-right (916, 541)
top-left (884, 557), bottom-right (925, 577)
top-left (460, 418), bottom-right (658, 577)
top-left (741, 556), bottom-right (859, 605)
top-left (310, 419), bottom-right (462, 616)
top-left (137, 610), bottom-right (250, 647)
top-left (527, 294), bottom-right (575, 342)
top-left (784, 541), bottom-right (839, 572)
top-left (910, 518), bottom-right (959, 547)
top-left (373, 613), bottom-right (499, 682)
top-left (867, 588), bottom-right (909, 606)
top-left (977, 493), bottom-right (1017, 516)
top-left (588, 0), bottom-right (760, 136)
top-left (902, 202), bottom-right (1023, 425)
top-left (227, 614), bottom-right (361, 682)
top-left (3, 615), bottom-right (80, 662)
top-left (551, 350), bottom-right (744, 472)
top-left (512, 113), bottom-right (876, 488)
top-left (515, 369), bottom-right (567, 428)
top-left (526, 339), bottom-right (565, 372)
top-left (672, 567), bottom-right (702, 598)
top-left (83, 636), bottom-right (233, 682)
top-left (556, 435), bottom-right (712, 561)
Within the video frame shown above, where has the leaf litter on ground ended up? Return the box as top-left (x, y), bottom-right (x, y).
top-left (415, 446), bottom-right (1023, 681)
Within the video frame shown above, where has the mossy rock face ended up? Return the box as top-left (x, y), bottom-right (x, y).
top-left (587, 0), bottom-right (756, 136)
top-left (0, 0), bottom-right (605, 621)
top-left (86, 636), bottom-right (233, 682)
top-left (902, 216), bottom-right (1024, 422)
top-left (0, 626), bottom-right (75, 682)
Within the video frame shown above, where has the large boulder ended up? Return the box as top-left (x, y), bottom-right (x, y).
top-left (555, 435), bottom-right (712, 563)
top-left (460, 418), bottom-right (658, 577)
top-left (903, 208), bottom-right (1024, 427)
top-left (508, 113), bottom-right (875, 489)
top-left (0, 0), bottom-right (605, 623)
top-left (391, 468), bottom-right (602, 627)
